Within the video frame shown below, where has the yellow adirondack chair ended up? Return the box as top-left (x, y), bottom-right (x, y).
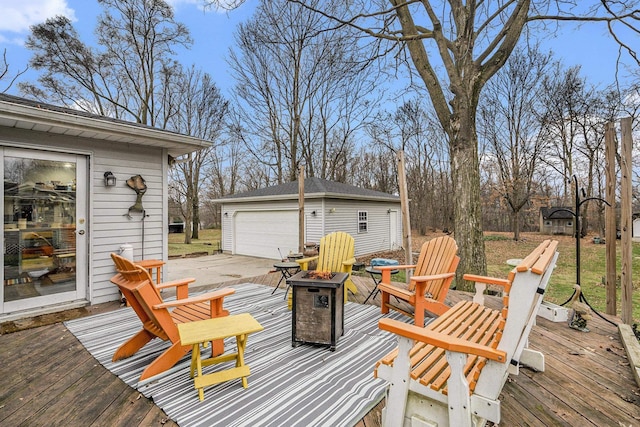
top-left (289, 231), bottom-right (357, 307)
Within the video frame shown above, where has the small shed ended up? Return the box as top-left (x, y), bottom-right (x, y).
top-left (215, 177), bottom-right (402, 259)
top-left (539, 207), bottom-right (575, 235)
top-left (0, 94), bottom-right (209, 321)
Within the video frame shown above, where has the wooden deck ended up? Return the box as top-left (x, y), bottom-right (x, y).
top-left (1, 272), bottom-right (639, 426)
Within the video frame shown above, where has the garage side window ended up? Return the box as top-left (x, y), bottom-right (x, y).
top-left (358, 211), bottom-right (368, 233)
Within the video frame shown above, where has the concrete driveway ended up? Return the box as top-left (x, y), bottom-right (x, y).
top-left (165, 253), bottom-right (277, 289)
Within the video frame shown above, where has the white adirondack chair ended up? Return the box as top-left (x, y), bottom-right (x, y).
top-left (375, 240), bottom-right (559, 427)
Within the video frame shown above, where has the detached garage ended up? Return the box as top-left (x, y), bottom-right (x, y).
top-left (215, 177), bottom-right (402, 259)
top-left (234, 210), bottom-right (298, 259)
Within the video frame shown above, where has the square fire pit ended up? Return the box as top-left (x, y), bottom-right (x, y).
top-left (287, 270), bottom-right (348, 351)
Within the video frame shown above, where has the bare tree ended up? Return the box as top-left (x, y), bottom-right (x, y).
top-left (359, 114), bottom-right (399, 193)
top-left (21, 0), bottom-right (191, 126)
top-left (479, 45), bottom-right (552, 240)
top-left (366, 100), bottom-right (452, 235)
top-left (247, 0), bottom-right (639, 289)
top-left (23, 0), bottom-right (228, 246)
top-left (524, 66), bottom-right (629, 237)
top-left (227, 0), bottom-right (380, 184)
top-left (168, 67), bottom-right (229, 243)
top-left (394, 100), bottom-right (452, 234)
top-left (0, 49), bottom-right (28, 93)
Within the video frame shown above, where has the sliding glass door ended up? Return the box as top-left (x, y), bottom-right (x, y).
top-left (2, 148), bottom-right (88, 313)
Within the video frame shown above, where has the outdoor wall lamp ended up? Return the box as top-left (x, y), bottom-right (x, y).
top-left (329, 208), bottom-right (336, 213)
top-left (103, 171), bottom-right (117, 187)
top-left (311, 210), bottom-right (317, 216)
top-left (387, 209), bottom-right (392, 214)
top-left (224, 212), bottom-right (228, 217)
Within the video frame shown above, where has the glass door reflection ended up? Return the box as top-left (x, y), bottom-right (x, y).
top-left (4, 157), bottom-right (77, 302)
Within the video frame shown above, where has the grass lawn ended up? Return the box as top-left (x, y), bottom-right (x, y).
top-left (168, 228), bottom-right (221, 256)
top-left (168, 228), bottom-right (639, 323)
top-left (482, 232), bottom-right (640, 324)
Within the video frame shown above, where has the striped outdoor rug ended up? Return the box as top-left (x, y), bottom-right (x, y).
top-left (65, 283), bottom-right (411, 427)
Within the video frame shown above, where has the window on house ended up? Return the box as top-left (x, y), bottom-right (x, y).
top-left (358, 211), bottom-right (368, 233)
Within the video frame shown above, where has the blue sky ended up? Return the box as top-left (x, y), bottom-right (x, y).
top-left (0, 0), bottom-right (634, 100)
top-left (0, 0), bottom-right (258, 96)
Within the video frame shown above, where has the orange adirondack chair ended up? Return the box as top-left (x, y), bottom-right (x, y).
top-left (294, 231), bottom-right (357, 304)
top-left (110, 253), bottom-right (235, 381)
top-left (378, 235), bottom-right (459, 326)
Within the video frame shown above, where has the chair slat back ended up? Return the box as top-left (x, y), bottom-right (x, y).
top-left (132, 277), bottom-right (180, 342)
top-left (411, 236), bottom-right (458, 296)
top-left (474, 241), bottom-right (559, 398)
top-left (110, 253), bottom-right (173, 341)
top-left (317, 231), bottom-right (354, 272)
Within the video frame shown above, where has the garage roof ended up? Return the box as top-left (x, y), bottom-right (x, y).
top-left (216, 177), bottom-right (400, 203)
top-left (0, 93), bottom-right (210, 157)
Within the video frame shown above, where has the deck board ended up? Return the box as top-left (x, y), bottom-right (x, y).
top-left (0, 272), bottom-right (638, 426)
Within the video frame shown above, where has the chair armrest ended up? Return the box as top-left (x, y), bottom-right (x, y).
top-left (155, 278), bottom-right (196, 289)
top-left (463, 274), bottom-right (511, 289)
top-left (464, 274), bottom-right (512, 305)
top-left (155, 277), bottom-right (196, 300)
top-left (296, 255), bottom-right (319, 270)
top-left (342, 257), bottom-right (356, 267)
top-left (376, 264), bottom-right (415, 271)
top-left (377, 264), bottom-right (415, 284)
top-left (378, 318), bottom-right (506, 362)
top-left (153, 287), bottom-right (235, 309)
top-left (411, 272), bottom-right (455, 283)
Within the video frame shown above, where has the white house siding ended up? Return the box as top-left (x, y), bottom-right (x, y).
top-left (300, 200), bottom-right (325, 246)
top-left (221, 196), bottom-right (401, 259)
top-left (1, 128), bottom-right (166, 305)
top-left (323, 199), bottom-right (400, 256)
top-left (91, 143), bottom-right (165, 304)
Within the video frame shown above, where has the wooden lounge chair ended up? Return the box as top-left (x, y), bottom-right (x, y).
top-left (110, 253), bottom-right (235, 381)
top-left (374, 240), bottom-right (559, 427)
top-left (378, 236), bottom-right (459, 326)
top-left (293, 231), bottom-right (357, 304)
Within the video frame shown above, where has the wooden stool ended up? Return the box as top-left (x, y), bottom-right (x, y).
top-left (177, 313), bottom-right (264, 401)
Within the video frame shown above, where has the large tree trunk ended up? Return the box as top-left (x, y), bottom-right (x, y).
top-left (450, 110), bottom-right (487, 291)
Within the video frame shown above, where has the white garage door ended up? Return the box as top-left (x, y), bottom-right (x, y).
top-left (234, 210), bottom-right (299, 258)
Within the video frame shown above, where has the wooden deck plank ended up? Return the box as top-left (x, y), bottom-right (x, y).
top-left (19, 363), bottom-right (113, 426)
top-left (0, 272), bottom-right (638, 427)
top-left (136, 406), bottom-right (179, 427)
top-left (92, 387), bottom-right (177, 427)
top-left (0, 352), bottom-right (96, 424)
top-left (0, 326), bottom-right (95, 422)
top-left (500, 372), bottom-right (575, 427)
top-left (537, 329), bottom-right (636, 396)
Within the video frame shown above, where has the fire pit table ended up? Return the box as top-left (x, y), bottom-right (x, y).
top-left (287, 270), bottom-right (348, 351)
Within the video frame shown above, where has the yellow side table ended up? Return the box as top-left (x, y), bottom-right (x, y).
top-left (177, 313), bottom-right (264, 401)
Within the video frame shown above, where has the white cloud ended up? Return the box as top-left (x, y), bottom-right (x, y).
top-left (0, 0), bottom-right (76, 33)
top-left (0, 34), bottom-right (25, 46)
top-left (164, 0), bottom-right (199, 10)
top-left (165, 0), bottom-right (199, 5)
top-left (166, 0), bottom-right (244, 13)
